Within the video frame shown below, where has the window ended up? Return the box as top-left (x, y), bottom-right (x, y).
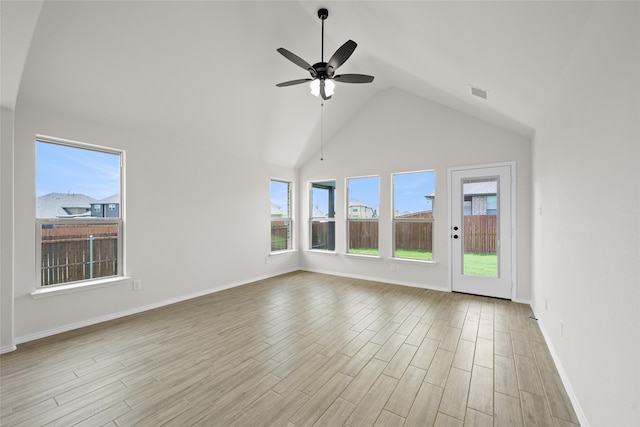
top-left (36, 137), bottom-right (124, 287)
top-left (347, 176), bottom-right (379, 255)
top-left (310, 181), bottom-right (336, 251)
top-left (270, 179), bottom-right (292, 252)
top-left (392, 170), bottom-right (435, 261)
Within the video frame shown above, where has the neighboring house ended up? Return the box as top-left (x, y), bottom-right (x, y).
top-left (312, 206), bottom-right (327, 218)
top-left (270, 203), bottom-right (284, 219)
top-left (90, 195), bottom-right (120, 218)
top-left (348, 200), bottom-right (377, 218)
top-left (463, 181), bottom-right (497, 215)
top-left (36, 192), bottom-right (97, 218)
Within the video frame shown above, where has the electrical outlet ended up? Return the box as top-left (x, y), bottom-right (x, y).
top-left (390, 263), bottom-right (396, 272)
top-left (265, 256), bottom-right (270, 264)
top-left (133, 280), bottom-right (142, 291)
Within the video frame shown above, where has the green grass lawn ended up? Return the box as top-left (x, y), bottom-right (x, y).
top-left (464, 252), bottom-right (498, 277)
top-left (271, 235), bottom-right (287, 251)
top-left (306, 245), bottom-right (497, 277)
top-left (349, 248), bottom-right (496, 277)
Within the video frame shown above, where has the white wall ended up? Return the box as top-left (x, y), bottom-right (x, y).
top-left (1, 107), bottom-right (16, 352)
top-left (532, 3), bottom-right (640, 426)
top-left (299, 88), bottom-right (532, 301)
top-left (10, 102), bottom-right (299, 342)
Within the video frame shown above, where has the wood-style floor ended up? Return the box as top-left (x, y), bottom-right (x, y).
top-left (0, 271), bottom-right (579, 426)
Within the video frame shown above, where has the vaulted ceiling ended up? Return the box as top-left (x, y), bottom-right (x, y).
top-left (2, 1), bottom-right (594, 167)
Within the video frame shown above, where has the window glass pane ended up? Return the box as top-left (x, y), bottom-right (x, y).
top-left (348, 221), bottom-right (378, 255)
top-left (270, 180), bottom-right (292, 252)
top-left (311, 220), bottom-right (334, 250)
top-left (36, 139), bottom-right (123, 287)
top-left (311, 186), bottom-right (333, 218)
top-left (394, 221), bottom-right (433, 260)
top-left (462, 178), bottom-right (498, 277)
top-left (271, 219), bottom-right (291, 251)
top-left (310, 181), bottom-right (335, 251)
top-left (347, 176), bottom-right (379, 219)
top-left (347, 176), bottom-right (379, 255)
top-left (393, 171), bottom-right (435, 217)
top-left (270, 180), bottom-right (290, 218)
top-left (36, 141), bottom-right (121, 218)
top-left (393, 171), bottom-right (435, 260)
top-left (40, 222), bottom-right (119, 286)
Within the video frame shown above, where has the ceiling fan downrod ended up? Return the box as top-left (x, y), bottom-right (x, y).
top-left (318, 8), bottom-right (328, 63)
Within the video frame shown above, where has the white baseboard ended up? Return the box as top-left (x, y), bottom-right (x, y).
top-left (14, 268), bottom-right (298, 346)
top-left (533, 309), bottom-right (589, 427)
top-left (301, 267), bottom-right (449, 293)
top-left (0, 344), bottom-right (17, 354)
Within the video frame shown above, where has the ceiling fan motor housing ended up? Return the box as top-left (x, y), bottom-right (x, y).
top-left (312, 62), bottom-right (333, 79)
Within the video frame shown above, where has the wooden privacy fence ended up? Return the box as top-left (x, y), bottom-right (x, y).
top-left (41, 224), bottom-right (118, 286)
top-left (350, 216), bottom-right (495, 253)
top-left (464, 215), bottom-right (497, 254)
top-left (394, 221), bottom-right (433, 252)
top-left (271, 224), bottom-right (289, 251)
top-left (349, 221), bottom-right (379, 250)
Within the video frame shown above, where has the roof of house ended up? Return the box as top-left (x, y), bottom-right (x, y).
top-left (36, 192), bottom-right (97, 218)
top-left (271, 203), bottom-right (284, 217)
top-left (94, 194), bottom-right (120, 204)
top-left (463, 181), bottom-right (497, 196)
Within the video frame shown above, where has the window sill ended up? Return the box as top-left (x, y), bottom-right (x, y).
top-left (31, 276), bottom-right (132, 299)
top-left (270, 249), bottom-right (297, 256)
top-left (307, 249), bottom-right (338, 255)
top-left (391, 257), bottom-right (438, 266)
top-left (344, 253), bottom-right (381, 260)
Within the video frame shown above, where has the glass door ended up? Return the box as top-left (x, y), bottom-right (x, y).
top-left (450, 165), bottom-right (513, 299)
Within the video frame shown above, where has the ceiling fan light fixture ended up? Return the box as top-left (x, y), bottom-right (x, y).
top-left (324, 79), bottom-right (335, 96)
top-left (310, 78), bottom-right (336, 98)
top-left (310, 79), bottom-right (320, 96)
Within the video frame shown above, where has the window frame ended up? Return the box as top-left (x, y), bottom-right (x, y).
top-left (270, 178), bottom-right (293, 253)
top-left (309, 180), bottom-right (336, 252)
top-left (35, 135), bottom-right (125, 290)
top-left (391, 169), bottom-right (436, 262)
top-left (346, 175), bottom-right (380, 257)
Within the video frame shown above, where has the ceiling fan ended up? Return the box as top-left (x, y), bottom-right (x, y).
top-left (276, 8), bottom-right (374, 100)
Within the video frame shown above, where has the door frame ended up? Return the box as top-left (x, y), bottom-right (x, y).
top-left (447, 162), bottom-right (517, 300)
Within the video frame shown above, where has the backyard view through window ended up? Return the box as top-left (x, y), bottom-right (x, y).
top-left (463, 177), bottom-right (498, 277)
top-left (270, 179), bottom-right (292, 252)
top-left (310, 181), bottom-right (335, 251)
top-left (347, 176), bottom-right (379, 255)
top-left (393, 170), bottom-right (435, 260)
top-left (36, 138), bottom-right (123, 287)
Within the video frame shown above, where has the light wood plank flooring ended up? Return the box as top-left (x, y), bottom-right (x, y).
top-left (0, 271), bottom-right (580, 426)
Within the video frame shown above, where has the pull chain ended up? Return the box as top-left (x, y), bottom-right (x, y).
top-left (320, 101), bottom-right (324, 161)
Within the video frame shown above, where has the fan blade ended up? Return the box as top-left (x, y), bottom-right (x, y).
top-left (333, 74), bottom-right (375, 84)
top-left (327, 40), bottom-right (357, 74)
top-left (277, 48), bottom-right (317, 77)
top-left (276, 78), bottom-right (313, 87)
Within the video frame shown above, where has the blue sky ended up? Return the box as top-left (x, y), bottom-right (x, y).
top-left (393, 171), bottom-right (435, 214)
top-left (36, 142), bottom-right (121, 200)
top-left (301, 171), bottom-right (435, 216)
top-left (270, 180), bottom-right (290, 216)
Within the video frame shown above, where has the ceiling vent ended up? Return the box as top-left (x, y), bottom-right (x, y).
top-left (470, 85), bottom-right (488, 100)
